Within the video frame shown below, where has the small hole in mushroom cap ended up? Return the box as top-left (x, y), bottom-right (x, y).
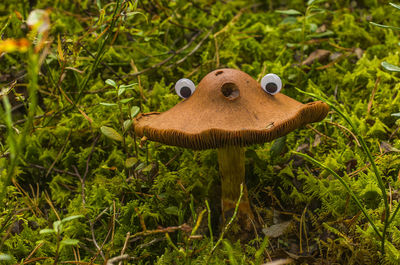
top-left (215, 70), bottom-right (224, 76)
top-left (221, 82), bottom-right (239, 100)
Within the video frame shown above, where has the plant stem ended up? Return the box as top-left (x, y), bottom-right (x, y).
top-left (76, 0), bottom-right (122, 104)
top-left (54, 231), bottom-right (61, 265)
top-left (205, 200), bottom-right (213, 246)
top-left (207, 184), bottom-right (244, 262)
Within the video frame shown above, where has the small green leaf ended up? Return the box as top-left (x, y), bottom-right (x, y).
top-left (61, 215), bottom-right (84, 223)
top-left (60, 238), bottom-right (80, 246)
top-left (0, 254), bottom-right (11, 261)
top-left (131, 106), bottom-right (140, 118)
top-left (53, 220), bottom-right (62, 233)
top-left (100, 102), bottom-right (118, 106)
top-left (307, 0), bottom-right (327, 6)
top-left (106, 79), bottom-right (117, 88)
top-left (40, 228), bottom-right (55, 234)
top-left (120, 97), bottom-right (134, 104)
top-left (96, 0), bottom-right (102, 9)
top-left (126, 11), bottom-right (147, 22)
top-left (135, 162), bottom-right (146, 171)
top-left (381, 61), bottom-right (400, 72)
top-left (308, 7), bottom-right (326, 14)
top-left (123, 120), bottom-right (132, 131)
top-left (391, 113), bottom-right (400, 117)
top-left (118, 87), bottom-right (126, 96)
top-left (306, 30), bottom-right (335, 39)
top-left (275, 9), bottom-right (302, 15)
top-left (119, 83), bottom-right (137, 89)
top-left (100, 126), bottom-right (123, 141)
top-left (270, 136), bottom-right (287, 158)
top-left (370, 22), bottom-right (400, 31)
top-left (164, 206), bottom-right (179, 216)
top-left (142, 164), bottom-right (153, 173)
top-left (125, 157), bottom-right (138, 168)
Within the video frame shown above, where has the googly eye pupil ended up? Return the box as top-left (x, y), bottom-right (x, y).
top-left (180, 86), bottom-right (192, 98)
top-left (265, 83), bottom-right (278, 94)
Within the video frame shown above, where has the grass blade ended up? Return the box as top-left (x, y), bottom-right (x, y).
top-left (292, 151), bottom-right (382, 239)
top-left (370, 22), bottom-right (400, 31)
top-left (295, 87), bottom-right (389, 252)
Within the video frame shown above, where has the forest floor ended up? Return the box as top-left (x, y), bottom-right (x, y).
top-left (1, 0), bottom-right (400, 264)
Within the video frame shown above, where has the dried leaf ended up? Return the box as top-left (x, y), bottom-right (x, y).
top-left (329, 52), bottom-right (342, 61)
top-left (312, 134), bottom-right (321, 147)
top-left (262, 258), bottom-right (294, 265)
top-left (262, 221), bottom-right (292, 238)
top-left (354, 47), bottom-right (363, 59)
top-left (301, 49), bottom-right (331, 66)
top-left (380, 141), bottom-right (400, 152)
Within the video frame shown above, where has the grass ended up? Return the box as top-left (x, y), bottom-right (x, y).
top-left (1, 0), bottom-right (400, 264)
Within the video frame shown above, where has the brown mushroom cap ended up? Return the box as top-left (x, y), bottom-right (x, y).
top-left (134, 69), bottom-right (329, 150)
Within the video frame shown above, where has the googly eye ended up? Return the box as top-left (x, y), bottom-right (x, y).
top-left (261, 73), bottom-right (282, 95)
top-left (175, 78), bottom-right (196, 99)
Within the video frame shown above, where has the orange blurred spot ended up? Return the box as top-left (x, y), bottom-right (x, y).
top-left (0, 38), bottom-right (30, 53)
top-left (14, 11), bottom-right (23, 20)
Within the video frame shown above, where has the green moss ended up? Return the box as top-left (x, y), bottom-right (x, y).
top-left (1, 0), bottom-right (400, 263)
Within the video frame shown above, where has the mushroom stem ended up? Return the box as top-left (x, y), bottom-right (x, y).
top-left (217, 145), bottom-right (255, 230)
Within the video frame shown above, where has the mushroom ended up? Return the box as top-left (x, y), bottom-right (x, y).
top-left (134, 69), bottom-right (329, 232)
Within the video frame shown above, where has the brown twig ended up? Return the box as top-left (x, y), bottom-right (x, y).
top-left (21, 257), bottom-right (49, 264)
top-left (129, 223), bottom-right (192, 240)
top-left (23, 242), bottom-right (44, 264)
top-left (11, 179), bottom-right (44, 217)
top-left (27, 163), bottom-right (79, 177)
top-left (166, 29), bottom-right (212, 68)
top-left (60, 260), bottom-right (100, 265)
top-left (134, 208), bottom-right (147, 231)
top-left (106, 254), bottom-right (130, 265)
top-left (45, 130), bottom-right (72, 178)
top-left (118, 232), bottom-right (130, 265)
top-left (348, 152), bottom-right (386, 177)
top-left (367, 76), bottom-right (380, 114)
top-left (327, 121), bottom-right (361, 146)
top-left (129, 59), bottom-right (146, 101)
top-left (44, 191), bottom-right (61, 221)
top-left (112, 200), bottom-right (116, 245)
top-left (88, 207), bottom-right (111, 261)
top-left (0, 111), bottom-right (55, 128)
top-left (306, 124), bottom-right (337, 142)
top-left (75, 135), bottom-right (99, 206)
